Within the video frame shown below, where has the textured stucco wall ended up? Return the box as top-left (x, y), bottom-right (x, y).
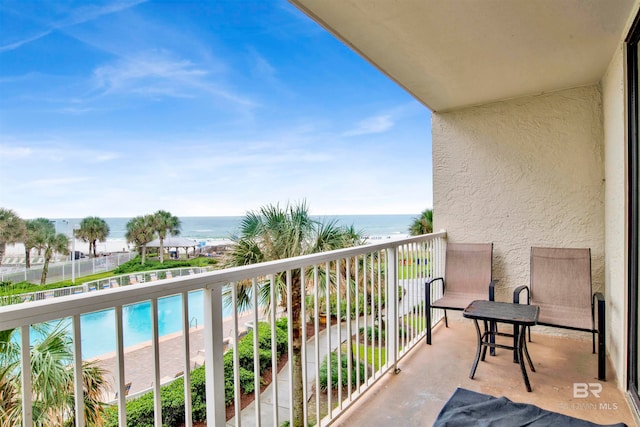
top-left (602, 44), bottom-right (627, 388)
top-left (432, 85), bottom-right (605, 312)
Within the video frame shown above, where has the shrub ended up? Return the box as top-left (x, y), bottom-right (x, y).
top-left (318, 352), bottom-right (365, 391)
top-left (359, 326), bottom-right (385, 343)
top-left (103, 319), bottom-right (289, 425)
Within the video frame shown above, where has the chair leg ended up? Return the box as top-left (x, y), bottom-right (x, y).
top-left (425, 283), bottom-right (432, 345)
top-left (597, 297), bottom-right (606, 381)
top-left (444, 309), bottom-right (449, 328)
top-left (426, 306), bottom-right (432, 345)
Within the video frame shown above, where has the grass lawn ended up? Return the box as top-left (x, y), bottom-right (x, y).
top-left (352, 341), bottom-right (387, 372)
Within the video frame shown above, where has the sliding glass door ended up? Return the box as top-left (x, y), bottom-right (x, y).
top-left (627, 13), bottom-right (640, 409)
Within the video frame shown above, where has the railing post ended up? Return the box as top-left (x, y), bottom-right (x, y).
top-left (204, 285), bottom-right (225, 426)
top-left (386, 247), bottom-right (400, 373)
top-left (20, 325), bottom-right (32, 427)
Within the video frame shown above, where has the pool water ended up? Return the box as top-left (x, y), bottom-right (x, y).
top-left (78, 290), bottom-right (232, 359)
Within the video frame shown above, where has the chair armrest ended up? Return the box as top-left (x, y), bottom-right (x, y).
top-left (513, 285), bottom-right (530, 304)
top-left (489, 279), bottom-right (499, 301)
top-left (426, 277), bottom-right (445, 293)
top-left (592, 292), bottom-right (605, 325)
top-left (593, 292), bottom-right (605, 304)
top-left (425, 277), bottom-right (444, 310)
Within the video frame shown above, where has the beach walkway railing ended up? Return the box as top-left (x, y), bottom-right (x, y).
top-left (0, 231), bottom-right (446, 427)
top-left (0, 266), bottom-right (212, 305)
top-left (0, 252), bottom-right (136, 285)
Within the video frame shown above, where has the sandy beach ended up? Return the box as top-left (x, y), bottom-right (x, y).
top-left (96, 310), bottom-right (257, 400)
top-left (4, 240), bottom-right (131, 257)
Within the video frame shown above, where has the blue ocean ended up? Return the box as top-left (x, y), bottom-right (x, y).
top-left (59, 214), bottom-right (416, 246)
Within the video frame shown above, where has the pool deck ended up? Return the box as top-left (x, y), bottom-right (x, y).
top-left (94, 310), bottom-right (257, 399)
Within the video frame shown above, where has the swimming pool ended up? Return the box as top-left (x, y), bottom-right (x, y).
top-left (78, 290), bottom-right (233, 359)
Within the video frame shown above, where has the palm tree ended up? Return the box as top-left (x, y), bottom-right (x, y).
top-left (24, 218), bottom-right (55, 269)
top-left (0, 208), bottom-right (26, 267)
top-left (125, 215), bottom-right (156, 265)
top-left (223, 202), bottom-right (363, 427)
top-left (152, 210), bottom-right (181, 263)
top-left (409, 208), bottom-right (433, 236)
top-left (0, 324), bottom-right (108, 426)
top-left (76, 217), bottom-right (110, 257)
top-left (40, 232), bottom-right (69, 285)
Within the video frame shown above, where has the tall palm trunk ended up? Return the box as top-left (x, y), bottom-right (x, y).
top-left (25, 248), bottom-right (31, 269)
top-left (140, 244), bottom-right (148, 265)
top-left (159, 237), bottom-right (165, 263)
top-left (40, 248), bottom-right (52, 285)
top-left (290, 275), bottom-right (304, 427)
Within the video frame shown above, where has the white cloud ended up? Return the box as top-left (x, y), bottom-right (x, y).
top-left (91, 50), bottom-right (255, 106)
top-left (342, 114), bottom-right (394, 137)
top-left (0, 146), bottom-right (33, 158)
top-left (0, 0), bottom-right (147, 53)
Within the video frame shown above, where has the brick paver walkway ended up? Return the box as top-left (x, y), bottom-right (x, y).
top-left (94, 310), bottom-right (256, 399)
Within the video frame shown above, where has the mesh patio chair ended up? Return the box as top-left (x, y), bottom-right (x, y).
top-left (514, 247), bottom-right (605, 380)
top-left (425, 242), bottom-right (497, 345)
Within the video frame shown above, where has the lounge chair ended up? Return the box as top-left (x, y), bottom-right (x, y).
top-left (149, 272), bottom-right (158, 281)
top-left (115, 382), bottom-right (132, 398)
top-left (425, 242), bottom-right (497, 345)
top-left (514, 247), bottom-right (605, 380)
top-left (165, 271), bottom-right (173, 279)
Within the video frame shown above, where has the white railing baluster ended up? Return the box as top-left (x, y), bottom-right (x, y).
top-left (72, 314), bottom-right (85, 427)
top-left (336, 258), bottom-right (342, 411)
top-left (290, 269), bottom-right (301, 427)
top-left (115, 305), bottom-right (126, 426)
top-left (313, 265), bottom-right (320, 427)
top-left (386, 247), bottom-right (398, 373)
top-left (20, 325), bottom-right (32, 427)
top-left (362, 253), bottom-right (368, 386)
top-left (325, 261), bottom-right (332, 417)
top-left (151, 297), bottom-right (162, 426)
top-left (252, 278), bottom-right (261, 427)
top-left (346, 257), bottom-right (353, 400)
top-left (181, 291), bottom-right (193, 427)
top-left (204, 285), bottom-right (225, 426)
top-left (354, 255), bottom-right (360, 393)
top-left (377, 251), bottom-right (382, 374)
top-left (231, 283), bottom-right (241, 426)
top-left (269, 274), bottom-right (278, 427)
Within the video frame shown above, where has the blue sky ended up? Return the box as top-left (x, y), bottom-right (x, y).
top-left (0, 0), bottom-right (432, 219)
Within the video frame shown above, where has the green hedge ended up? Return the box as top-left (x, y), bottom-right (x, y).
top-left (112, 257), bottom-right (191, 274)
top-left (103, 319), bottom-right (287, 426)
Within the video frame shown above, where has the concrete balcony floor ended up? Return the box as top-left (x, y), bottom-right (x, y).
top-left (334, 318), bottom-right (638, 426)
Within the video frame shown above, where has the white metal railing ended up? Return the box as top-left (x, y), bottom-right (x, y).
top-left (0, 252), bottom-right (136, 285)
top-left (1, 266), bottom-right (211, 305)
top-left (0, 232), bottom-right (446, 427)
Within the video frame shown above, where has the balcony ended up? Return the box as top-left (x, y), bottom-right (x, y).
top-left (333, 318), bottom-right (636, 426)
top-left (1, 232), bottom-right (635, 426)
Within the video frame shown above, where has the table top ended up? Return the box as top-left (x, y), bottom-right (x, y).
top-left (463, 300), bottom-right (539, 325)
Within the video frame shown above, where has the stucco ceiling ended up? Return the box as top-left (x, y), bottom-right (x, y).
top-left (290, 0), bottom-right (637, 112)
